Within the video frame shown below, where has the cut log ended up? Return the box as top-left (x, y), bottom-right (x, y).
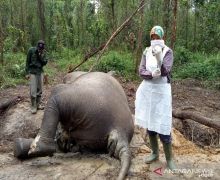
top-left (0, 96), bottom-right (22, 113)
top-left (172, 109), bottom-right (220, 131)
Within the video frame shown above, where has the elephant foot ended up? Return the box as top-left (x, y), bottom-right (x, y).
top-left (28, 135), bottom-right (56, 157)
top-left (14, 138), bottom-right (34, 159)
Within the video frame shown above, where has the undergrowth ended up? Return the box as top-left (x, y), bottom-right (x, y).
top-left (0, 47), bottom-right (219, 89)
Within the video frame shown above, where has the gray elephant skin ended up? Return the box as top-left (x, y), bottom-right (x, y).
top-left (14, 72), bottom-right (134, 180)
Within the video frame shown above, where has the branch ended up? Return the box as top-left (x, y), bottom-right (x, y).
top-left (68, 44), bottom-right (105, 73)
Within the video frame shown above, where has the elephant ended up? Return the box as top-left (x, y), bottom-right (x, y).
top-left (14, 72), bottom-right (134, 180)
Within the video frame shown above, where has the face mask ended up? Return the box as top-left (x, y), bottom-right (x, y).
top-left (150, 40), bottom-right (165, 48)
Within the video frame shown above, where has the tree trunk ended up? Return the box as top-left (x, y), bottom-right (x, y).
top-left (170, 0), bottom-right (177, 50)
top-left (20, 0), bottom-right (25, 32)
top-left (172, 109), bottom-right (220, 131)
top-left (110, 0), bottom-right (116, 31)
top-left (79, 0), bottom-right (85, 47)
top-left (0, 23), bottom-right (3, 65)
top-left (193, 5), bottom-right (198, 51)
top-left (163, 0), bottom-right (171, 40)
top-left (135, 0), bottom-right (145, 73)
top-left (185, 0), bottom-right (189, 48)
top-left (10, 0), bottom-right (14, 26)
top-left (37, 0), bottom-right (46, 40)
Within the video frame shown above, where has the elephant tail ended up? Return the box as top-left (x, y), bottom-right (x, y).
top-left (117, 146), bottom-right (131, 180)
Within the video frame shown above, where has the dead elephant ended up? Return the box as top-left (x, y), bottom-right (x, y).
top-left (14, 72), bottom-right (134, 180)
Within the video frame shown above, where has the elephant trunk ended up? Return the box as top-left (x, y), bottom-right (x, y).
top-left (117, 146), bottom-right (131, 180)
top-left (39, 105), bottom-right (59, 140)
top-left (14, 138), bottom-right (34, 159)
top-left (28, 99), bottom-right (59, 156)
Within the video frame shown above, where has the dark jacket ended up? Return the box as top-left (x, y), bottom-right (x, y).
top-left (25, 47), bottom-right (47, 75)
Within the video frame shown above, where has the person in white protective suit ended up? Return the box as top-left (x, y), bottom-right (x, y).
top-left (135, 25), bottom-right (176, 170)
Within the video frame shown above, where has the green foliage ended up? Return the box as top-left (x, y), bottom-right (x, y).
top-left (47, 49), bottom-right (137, 80)
top-left (94, 50), bottom-right (136, 79)
top-left (51, 47), bottom-right (83, 71)
top-left (0, 52), bottom-right (26, 89)
top-left (4, 53), bottom-right (26, 78)
top-left (173, 52), bottom-right (220, 88)
top-left (1, 48), bottom-right (220, 90)
top-left (174, 46), bottom-right (195, 65)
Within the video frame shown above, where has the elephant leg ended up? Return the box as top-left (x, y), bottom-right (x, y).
top-left (108, 130), bottom-right (131, 180)
top-left (14, 138), bottom-right (34, 159)
top-left (28, 98), bottom-right (59, 157)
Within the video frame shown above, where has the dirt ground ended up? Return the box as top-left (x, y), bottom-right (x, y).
top-left (0, 69), bottom-right (220, 180)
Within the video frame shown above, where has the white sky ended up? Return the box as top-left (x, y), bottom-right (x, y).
top-left (90, 0), bottom-right (100, 13)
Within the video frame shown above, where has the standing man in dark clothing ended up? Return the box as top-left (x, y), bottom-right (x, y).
top-left (25, 40), bottom-right (47, 114)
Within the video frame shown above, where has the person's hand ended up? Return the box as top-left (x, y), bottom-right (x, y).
top-left (152, 68), bottom-right (161, 78)
top-left (38, 50), bottom-right (43, 56)
top-left (152, 45), bottom-right (162, 56)
top-left (25, 75), bottom-right (30, 80)
top-left (38, 49), bottom-right (45, 57)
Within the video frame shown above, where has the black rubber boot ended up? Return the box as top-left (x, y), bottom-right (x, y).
top-left (144, 134), bottom-right (159, 164)
top-left (31, 97), bottom-right (37, 114)
top-left (162, 142), bottom-right (176, 171)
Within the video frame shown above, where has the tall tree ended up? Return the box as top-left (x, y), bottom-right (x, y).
top-left (37, 0), bottom-right (46, 40)
top-left (0, 0), bottom-right (8, 65)
top-left (110, 0), bottom-right (116, 31)
top-left (171, 0), bottom-right (177, 50)
top-left (135, 0), bottom-right (145, 73)
top-left (0, 24), bottom-right (4, 65)
top-left (163, 0), bottom-right (171, 42)
top-left (185, 0), bottom-right (189, 48)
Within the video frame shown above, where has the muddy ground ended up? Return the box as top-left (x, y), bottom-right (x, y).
top-left (0, 68), bottom-right (220, 180)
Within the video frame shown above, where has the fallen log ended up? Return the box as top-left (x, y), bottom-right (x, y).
top-left (172, 109), bottom-right (220, 131)
top-left (0, 96), bottom-right (23, 113)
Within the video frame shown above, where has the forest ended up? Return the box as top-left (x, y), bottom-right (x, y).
top-left (0, 0), bottom-right (219, 88)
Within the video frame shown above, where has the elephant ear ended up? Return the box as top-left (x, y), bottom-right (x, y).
top-left (107, 130), bottom-right (131, 180)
